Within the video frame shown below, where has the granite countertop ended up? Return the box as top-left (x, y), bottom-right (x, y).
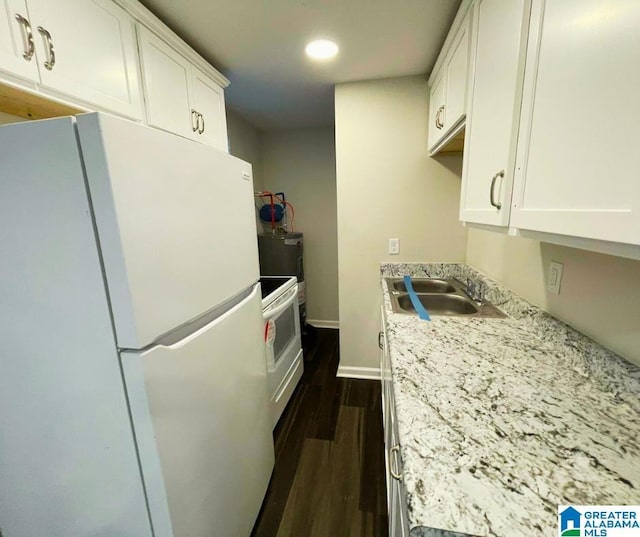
top-left (380, 263), bottom-right (640, 537)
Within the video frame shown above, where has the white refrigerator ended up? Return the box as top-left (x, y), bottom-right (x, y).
top-left (0, 113), bottom-right (274, 537)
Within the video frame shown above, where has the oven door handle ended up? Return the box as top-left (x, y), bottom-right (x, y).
top-left (264, 285), bottom-right (298, 317)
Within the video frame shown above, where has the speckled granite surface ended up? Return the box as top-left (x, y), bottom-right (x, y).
top-left (380, 263), bottom-right (640, 537)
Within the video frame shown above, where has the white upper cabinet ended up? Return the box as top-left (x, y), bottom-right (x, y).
top-left (0, 0), bottom-right (39, 82)
top-left (137, 24), bottom-right (229, 151)
top-left (26, 0), bottom-right (142, 119)
top-left (459, 0), bottom-right (530, 227)
top-left (427, 72), bottom-right (446, 150)
top-left (1, 0), bottom-right (143, 119)
top-left (443, 16), bottom-right (470, 134)
top-left (190, 66), bottom-right (228, 151)
top-left (428, 3), bottom-right (472, 154)
top-left (510, 0), bottom-right (640, 247)
top-left (0, 0), bottom-right (229, 150)
top-left (137, 25), bottom-right (194, 139)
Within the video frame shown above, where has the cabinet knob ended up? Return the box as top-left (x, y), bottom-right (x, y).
top-left (15, 14), bottom-right (34, 61)
top-left (490, 170), bottom-right (505, 210)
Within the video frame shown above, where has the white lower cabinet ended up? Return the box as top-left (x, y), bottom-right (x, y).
top-left (137, 25), bottom-right (228, 151)
top-left (380, 309), bottom-right (409, 537)
top-left (510, 0), bottom-right (640, 247)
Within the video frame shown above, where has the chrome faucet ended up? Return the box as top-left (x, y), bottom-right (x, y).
top-left (467, 279), bottom-right (485, 303)
top-left (455, 277), bottom-right (485, 304)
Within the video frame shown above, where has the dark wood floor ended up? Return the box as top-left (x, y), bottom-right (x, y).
top-left (251, 328), bottom-right (388, 537)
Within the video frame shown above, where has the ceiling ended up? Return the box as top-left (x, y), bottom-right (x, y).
top-left (139, 0), bottom-right (462, 130)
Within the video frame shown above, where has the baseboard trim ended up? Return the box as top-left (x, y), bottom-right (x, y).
top-left (336, 366), bottom-right (381, 380)
top-left (307, 319), bottom-right (339, 329)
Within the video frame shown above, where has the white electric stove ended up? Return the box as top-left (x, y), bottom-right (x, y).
top-left (260, 276), bottom-right (304, 427)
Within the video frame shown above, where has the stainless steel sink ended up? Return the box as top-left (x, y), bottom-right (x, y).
top-left (396, 294), bottom-right (478, 314)
top-left (386, 277), bottom-right (506, 318)
top-left (390, 278), bottom-right (456, 293)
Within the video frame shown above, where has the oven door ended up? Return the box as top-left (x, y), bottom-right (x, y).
top-left (263, 284), bottom-right (301, 394)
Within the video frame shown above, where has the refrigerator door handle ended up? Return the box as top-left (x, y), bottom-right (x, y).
top-left (149, 285), bottom-right (259, 351)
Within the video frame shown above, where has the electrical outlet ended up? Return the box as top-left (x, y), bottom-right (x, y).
top-left (547, 261), bottom-right (563, 295)
top-left (388, 238), bottom-right (400, 255)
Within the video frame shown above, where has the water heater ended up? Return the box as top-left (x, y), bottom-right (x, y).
top-left (257, 232), bottom-right (306, 327)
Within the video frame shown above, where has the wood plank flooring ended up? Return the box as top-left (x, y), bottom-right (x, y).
top-left (251, 328), bottom-right (388, 537)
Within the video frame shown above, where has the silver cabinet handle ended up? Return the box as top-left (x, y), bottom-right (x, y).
top-left (435, 105), bottom-right (444, 129)
top-left (435, 106), bottom-right (444, 129)
top-left (191, 109), bottom-right (199, 132)
top-left (490, 170), bottom-right (504, 209)
top-left (37, 26), bottom-right (55, 70)
top-left (378, 331), bottom-right (384, 350)
top-left (390, 445), bottom-right (403, 481)
top-left (15, 14), bottom-right (34, 61)
top-left (438, 105), bottom-right (445, 129)
top-left (198, 113), bottom-right (205, 134)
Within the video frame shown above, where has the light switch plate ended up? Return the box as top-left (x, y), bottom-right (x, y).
top-left (389, 238), bottom-right (400, 255)
top-left (547, 261), bottom-right (563, 295)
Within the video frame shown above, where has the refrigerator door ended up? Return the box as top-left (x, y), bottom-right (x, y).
top-left (0, 117), bottom-right (153, 537)
top-left (76, 113), bottom-right (260, 350)
top-left (121, 283), bottom-right (274, 537)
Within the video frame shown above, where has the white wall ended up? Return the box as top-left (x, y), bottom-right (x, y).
top-left (467, 229), bottom-right (640, 366)
top-left (226, 110), bottom-right (340, 324)
top-left (335, 76), bottom-right (468, 370)
top-left (226, 110), bottom-right (263, 190)
top-left (261, 128), bottom-right (339, 324)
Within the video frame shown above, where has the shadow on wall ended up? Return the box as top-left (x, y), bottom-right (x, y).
top-left (432, 151), bottom-right (464, 177)
top-left (538, 242), bottom-right (640, 360)
top-left (467, 227), bottom-right (640, 365)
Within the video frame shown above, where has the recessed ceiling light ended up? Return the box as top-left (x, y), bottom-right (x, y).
top-left (305, 39), bottom-right (339, 60)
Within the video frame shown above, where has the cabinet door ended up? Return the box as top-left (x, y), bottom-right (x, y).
top-left (191, 66), bottom-right (228, 151)
top-left (444, 11), bottom-right (470, 132)
top-left (27, 0), bottom-right (142, 119)
top-left (427, 72), bottom-right (446, 150)
top-left (138, 25), bottom-right (194, 139)
top-left (511, 0), bottom-right (640, 246)
top-left (0, 0), bottom-right (39, 81)
top-left (387, 402), bottom-right (407, 537)
top-left (390, 478), bottom-right (408, 537)
top-left (459, 0), bottom-right (530, 227)
top-left (380, 312), bottom-right (391, 510)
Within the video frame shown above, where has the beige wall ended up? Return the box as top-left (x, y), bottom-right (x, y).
top-left (467, 229), bottom-right (640, 367)
top-left (0, 111), bottom-right (27, 124)
top-left (335, 76), bottom-right (468, 370)
top-left (261, 128), bottom-right (339, 324)
top-left (227, 110), bottom-right (264, 190)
